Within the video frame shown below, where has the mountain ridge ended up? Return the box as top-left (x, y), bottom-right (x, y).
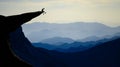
top-left (10, 27), bottom-right (120, 67)
top-left (22, 22), bottom-right (120, 42)
top-left (40, 37), bottom-right (74, 45)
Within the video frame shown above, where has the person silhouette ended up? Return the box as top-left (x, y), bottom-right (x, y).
top-left (0, 8), bottom-right (45, 66)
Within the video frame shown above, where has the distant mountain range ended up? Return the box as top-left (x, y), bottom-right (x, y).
top-left (37, 33), bottom-right (120, 46)
top-left (77, 36), bottom-right (102, 42)
top-left (22, 22), bottom-right (120, 52)
top-left (10, 27), bottom-right (120, 67)
top-left (22, 22), bottom-right (120, 42)
top-left (40, 37), bottom-right (74, 45)
top-left (32, 36), bottom-right (117, 52)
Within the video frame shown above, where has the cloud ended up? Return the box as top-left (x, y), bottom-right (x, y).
top-left (0, 0), bottom-right (26, 2)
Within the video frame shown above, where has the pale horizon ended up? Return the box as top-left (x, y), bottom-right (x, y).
top-left (0, 0), bottom-right (120, 27)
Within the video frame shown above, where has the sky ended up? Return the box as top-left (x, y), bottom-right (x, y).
top-left (0, 0), bottom-right (120, 27)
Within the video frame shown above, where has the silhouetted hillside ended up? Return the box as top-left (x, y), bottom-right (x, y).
top-left (10, 27), bottom-right (120, 67)
top-left (32, 42), bottom-right (57, 50)
top-left (32, 38), bottom-right (113, 52)
top-left (60, 38), bottom-right (120, 67)
top-left (10, 27), bottom-right (64, 67)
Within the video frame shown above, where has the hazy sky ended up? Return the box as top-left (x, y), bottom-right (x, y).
top-left (0, 0), bottom-right (120, 27)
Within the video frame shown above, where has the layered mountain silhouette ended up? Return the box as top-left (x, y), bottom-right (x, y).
top-left (10, 26), bottom-right (120, 67)
top-left (78, 36), bottom-right (103, 42)
top-left (41, 37), bottom-right (74, 45)
top-left (22, 22), bottom-right (120, 42)
top-left (60, 38), bottom-right (120, 67)
top-left (32, 35), bottom-right (119, 52)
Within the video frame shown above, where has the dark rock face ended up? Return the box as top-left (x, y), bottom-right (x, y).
top-left (10, 27), bottom-right (64, 67)
top-left (0, 10), bottom-right (44, 66)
